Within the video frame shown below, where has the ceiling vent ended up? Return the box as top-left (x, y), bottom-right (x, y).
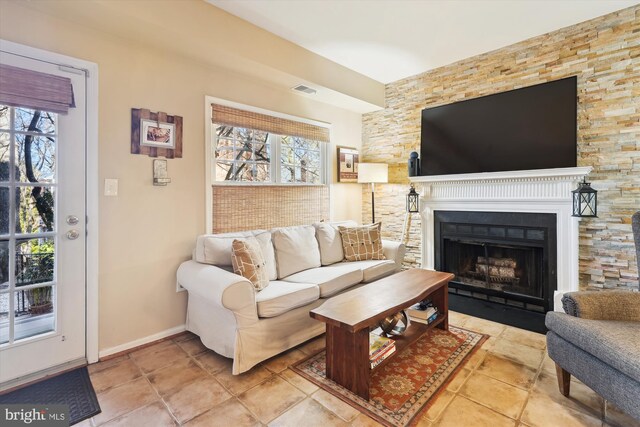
top-left (292, 84), bottom-right (317, 95)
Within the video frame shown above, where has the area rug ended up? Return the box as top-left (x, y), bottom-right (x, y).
top-left (292, 326), bottom-right (487, 427)
top-left (0, 366), bottom-right (101, 425)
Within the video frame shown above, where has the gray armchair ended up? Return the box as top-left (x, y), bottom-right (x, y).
top-left (545, 211), bottom-right (640, 421)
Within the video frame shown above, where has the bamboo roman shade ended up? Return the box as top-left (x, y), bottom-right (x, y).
top-left (211, 104), bottom-right (329, 142)
top-left (0, 64), bottom-right (75, 114)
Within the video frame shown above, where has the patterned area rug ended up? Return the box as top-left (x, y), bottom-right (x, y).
top-left (293, 326), bottom-right (487, 427)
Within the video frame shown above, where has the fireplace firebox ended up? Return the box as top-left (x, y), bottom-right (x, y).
top-left (435, 211), bottom-right (556, 332)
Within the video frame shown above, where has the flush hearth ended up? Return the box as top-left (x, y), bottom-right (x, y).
top-left (435, 211), bottom-right (557, 332)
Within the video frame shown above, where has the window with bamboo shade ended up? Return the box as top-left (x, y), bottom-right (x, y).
top-left (209, 102), bottom-right (331, 232)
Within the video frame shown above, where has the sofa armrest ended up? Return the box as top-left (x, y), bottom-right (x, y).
top-left (382, 240), bottom-right (406, 271)
top-left (561, 291), bottom-right (640, 321)
top-left (177, 261), bottom-right (257, 319)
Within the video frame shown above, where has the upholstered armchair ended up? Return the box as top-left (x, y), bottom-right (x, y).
top-left (545, 211), bottom-right (640, 421)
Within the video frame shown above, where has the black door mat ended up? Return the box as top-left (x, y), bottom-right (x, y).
top-left (0, 366), bottom-right (101, 425)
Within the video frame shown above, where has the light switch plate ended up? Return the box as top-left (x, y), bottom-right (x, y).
top-left (104, 178), bottom-right (118, 196)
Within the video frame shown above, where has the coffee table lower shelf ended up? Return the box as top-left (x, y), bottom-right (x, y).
top-left (371, 314), bottom-right (446, 373)
top-left (325, 314), bottom-right (447, 400)
top-left (311, 269), bottom-right (453, 401)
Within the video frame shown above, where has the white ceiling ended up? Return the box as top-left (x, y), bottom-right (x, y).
top-left (207, 0), bottom-right (637, 84)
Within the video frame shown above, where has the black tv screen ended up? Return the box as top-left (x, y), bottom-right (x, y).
top-left (420, 77), bottom-right (577, 176)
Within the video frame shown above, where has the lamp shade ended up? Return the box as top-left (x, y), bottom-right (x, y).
top-left (358, 163), bottom-right (388, 184)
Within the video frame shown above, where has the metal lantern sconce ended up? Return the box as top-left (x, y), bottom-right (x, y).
top-left (407, 184), bottom-right (419, 213)
top-left (572, 178), bottom-right (597, 218)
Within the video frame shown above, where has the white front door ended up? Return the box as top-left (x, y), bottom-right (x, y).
top-left (0, 51), bottom-right (87, 385)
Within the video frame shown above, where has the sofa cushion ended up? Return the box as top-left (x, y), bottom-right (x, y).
top-left (338, 222), bottom-right (385, 261)
top-left (231, 238), bottom-right (270, 291)
top-left (314, 220), bottom-right (358, 266)
top-left (546, 312), bottom-right (640, 381)
top-left (196, 231), bottom-right (277, 280)
top-left (255, 281), bottom-right (319, 318)
top-left (272, 225), bottom-right (321, 279)
top-left (346, 259), bottom-right (397, 282)
top-left (284, 263), bottom-right (363, 298)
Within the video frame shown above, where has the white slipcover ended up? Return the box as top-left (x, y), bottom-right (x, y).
top-left (178, 226), bottom-right (407, 375)
top-left (255, 281), bottom-right (319, 318)
top-left (271, 225), bottom-right (321, 278)
top-left (313, 220), bottom-right (358, 265)
top-left (284, 263), bottom-right (363, 298)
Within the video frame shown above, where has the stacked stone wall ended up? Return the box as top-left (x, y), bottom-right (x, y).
top-left (362, 6), bottom-right (640, 289)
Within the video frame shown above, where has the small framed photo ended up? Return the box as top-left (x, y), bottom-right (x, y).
top-left (337, 146), bottom-right (359, 183)
top-left (140, 119), bottom-right (175, 149)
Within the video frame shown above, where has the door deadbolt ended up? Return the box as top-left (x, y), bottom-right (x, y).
top-left (66, 215), bottom-right (79, 225)
top-left (66, 230), bottom-right (80, 240)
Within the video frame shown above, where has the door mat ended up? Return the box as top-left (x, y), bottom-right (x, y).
top-left (0, 366), bottom-right (101, 425)
top-left (293, 326), bottom-right (487, 427)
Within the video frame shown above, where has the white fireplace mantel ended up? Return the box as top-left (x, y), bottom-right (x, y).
top-left (409, 167), bottom-right (592, 310)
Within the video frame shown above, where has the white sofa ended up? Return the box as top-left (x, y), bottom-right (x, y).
top-left (177, 221), bottom-right (406, 374)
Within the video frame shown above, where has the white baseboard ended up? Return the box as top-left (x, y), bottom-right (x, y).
top-left (98, 324), bottom-right (186, 359)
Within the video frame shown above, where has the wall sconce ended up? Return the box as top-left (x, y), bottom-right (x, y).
top-left (153, 159), bottom-right (171, 186)
top-left (407, 184), bottom-right (419, 213)
top-left (572, 178), bottom-right (597, 217)
top-left (402, 184), bottom-right (420, 244)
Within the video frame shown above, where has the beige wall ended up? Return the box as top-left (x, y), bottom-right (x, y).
top-left (362, 5), bottom-right (640, 290)
top-left (0, 1), bottom-right (363, 351)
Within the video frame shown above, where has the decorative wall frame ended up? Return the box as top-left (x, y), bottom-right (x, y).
top-left (337, 146), bottom-right (359, 183)
top-left (131, 108), bottom-right (182, 158)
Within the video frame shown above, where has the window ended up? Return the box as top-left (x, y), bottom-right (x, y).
top-left (215, 126), bottom-right (271, 182)
top-left (279, 136), bottom-right (321, 184)
top-left (210, 103), bottom-right (329, 185)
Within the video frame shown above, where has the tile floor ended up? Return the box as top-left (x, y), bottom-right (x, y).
top-left (77, 312), bottom-right (638, 427)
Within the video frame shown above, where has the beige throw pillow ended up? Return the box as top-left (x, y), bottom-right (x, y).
top-left (199, 231), bottom-right (277, 280)
top-left (231, 238), bottom-right (269, 291)
top-left (338, 222), bottom-right (386, 262)
top-left (271, 225), bottom-right (321, 279)
top-left (313, 220), bottom-right (358, 265)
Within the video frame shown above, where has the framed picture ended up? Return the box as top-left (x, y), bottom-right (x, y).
top-left (140, 119), bottom-right (175, 149)
top-left (337, 146), bottom-right (359, 183)
top-left (131, 109), bottom-right (182, 158)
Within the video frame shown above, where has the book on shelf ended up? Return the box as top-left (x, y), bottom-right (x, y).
top-left (410, 311), bottom-right (439, 325)
top-left (369, 332), bottom-right (394, 358)
top-left (371, 345), bottom-right (396, 368)
top-left (371, 341), bottom-right (396, 361)
top-left (407, 303), bottom-right (438, 320)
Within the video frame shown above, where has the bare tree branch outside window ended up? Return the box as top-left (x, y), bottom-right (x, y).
top-left (214, 124), bottom-right (322, 184)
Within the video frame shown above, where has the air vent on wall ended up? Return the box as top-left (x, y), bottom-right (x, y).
top-left (292, 84), bottom-right (317, 95)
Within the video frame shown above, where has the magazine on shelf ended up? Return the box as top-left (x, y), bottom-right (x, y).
top-left (371, 341), bottom-right (396, 361)
top-left (371, 346), bottom-right (396, 368)
top-left (369, 332), bottom-right (394, 357)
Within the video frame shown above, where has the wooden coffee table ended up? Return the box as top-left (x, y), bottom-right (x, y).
top-left (309, 268), bottom-right (454, 399)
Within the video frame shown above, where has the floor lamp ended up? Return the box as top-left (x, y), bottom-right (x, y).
top-left (358, 163), bottom-right (388, 224)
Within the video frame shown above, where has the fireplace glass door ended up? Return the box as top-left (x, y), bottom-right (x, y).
top-left (443, 239), bottom-right (544, 300)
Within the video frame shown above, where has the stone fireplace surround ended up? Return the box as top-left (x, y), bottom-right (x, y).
top-left (410, 166), bottom-right (592, 311)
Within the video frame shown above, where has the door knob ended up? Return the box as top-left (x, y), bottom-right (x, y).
top-left (66, 230), bottom-right (80, 240)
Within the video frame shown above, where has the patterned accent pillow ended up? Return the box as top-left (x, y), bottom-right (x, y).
top-left (338, 222), bottom-right (386, 262)
top-left (231, 238), bottom-right (269, 291)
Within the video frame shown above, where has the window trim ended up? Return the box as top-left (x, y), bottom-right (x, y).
top-left (204, 96), bottom-right (332, 232)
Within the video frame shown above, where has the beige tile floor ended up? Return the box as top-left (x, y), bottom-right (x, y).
top-left (77, 312), bottom-right (639, 427)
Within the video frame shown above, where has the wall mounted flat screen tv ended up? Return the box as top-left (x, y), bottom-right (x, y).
top-left (420, 76), bottom-right (577, 176)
